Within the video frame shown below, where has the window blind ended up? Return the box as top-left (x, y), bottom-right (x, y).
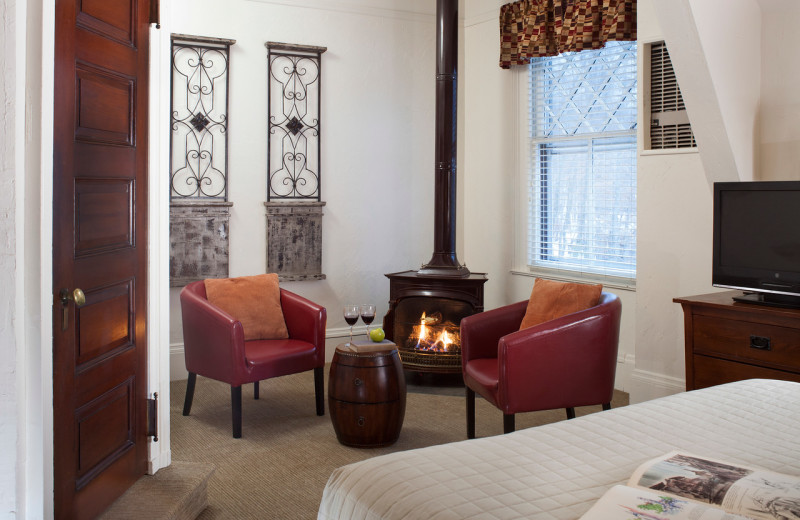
top-left (528, 41), bottom-right (637, 280)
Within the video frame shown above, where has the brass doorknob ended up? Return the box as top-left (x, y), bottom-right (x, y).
top-left (60, 288), bottom-right (86, 307)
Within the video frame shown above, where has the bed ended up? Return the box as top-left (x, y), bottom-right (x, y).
top-left (318, 379), bottom-right (800, 519)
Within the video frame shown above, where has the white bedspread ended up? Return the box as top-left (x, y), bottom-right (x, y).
top-left (318, 379), bottom-right (800, 520)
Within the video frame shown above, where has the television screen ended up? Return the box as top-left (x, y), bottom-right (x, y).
top-left (713, 181), bottom-right (800, 307)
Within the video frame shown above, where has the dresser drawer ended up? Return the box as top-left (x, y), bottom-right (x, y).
top-left (692, 355), bottom-right (800, 390)
top-left (693, 314), bottom-right (800, 372)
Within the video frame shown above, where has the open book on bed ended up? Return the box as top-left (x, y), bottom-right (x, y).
top-left (580, 451), bottom-right (800, 520)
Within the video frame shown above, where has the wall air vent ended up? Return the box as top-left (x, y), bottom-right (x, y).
top-left (648, 41), bottom-right (696, 150)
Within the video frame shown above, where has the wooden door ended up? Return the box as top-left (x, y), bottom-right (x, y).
top-left (53, 0), bottom-right (150, 518)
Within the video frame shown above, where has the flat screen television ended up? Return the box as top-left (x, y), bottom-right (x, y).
top-left (713, 181), bottom-right (800, 308)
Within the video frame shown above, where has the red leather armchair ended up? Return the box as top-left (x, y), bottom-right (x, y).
top-left (461, 292), bottom-right (621, 439)
top-left (180, 280), bottom-right (327, 438)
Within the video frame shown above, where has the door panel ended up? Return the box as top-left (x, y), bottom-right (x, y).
top-left (76, 281), bottom-right (133, 364)
top-left (74, 179), bottom-right (134, 253)
top-left (75, 378), bottom-right (135, 488)
top-left (53, 0), bottom-right (149, 518)
top-left (76, 0), bottom-right (135, 45)
top-left (74, 63), bottom-right (135, 146)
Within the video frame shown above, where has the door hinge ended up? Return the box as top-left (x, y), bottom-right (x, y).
top-left (147, 393), bottom-right (159, 442)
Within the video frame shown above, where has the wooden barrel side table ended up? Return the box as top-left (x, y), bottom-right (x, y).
top-left (328, 346), bottom-right (407, 448)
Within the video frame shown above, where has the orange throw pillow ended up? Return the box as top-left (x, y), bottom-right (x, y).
top-left (204, 273), bottom-right (289, 341)
top-left (519, 278), bottom-right (603, 330)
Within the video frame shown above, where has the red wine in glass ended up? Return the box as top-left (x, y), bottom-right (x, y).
top-left (360, 304), bottom-right (376, 337)
top-left (344, 305), bottom-right (359, 345)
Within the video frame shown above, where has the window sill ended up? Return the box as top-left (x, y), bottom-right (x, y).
top-left (510, 269), bottom-right (636, 292)
top-left (640, 147), bottom-right (699, 157)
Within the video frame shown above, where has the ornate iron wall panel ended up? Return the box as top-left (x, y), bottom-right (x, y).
top-left (171, 34), bottom-right (235, 200)
top-left (169, 34), bottom-right (234, 286)
top-left (266, 42), bottom-right (327, 201)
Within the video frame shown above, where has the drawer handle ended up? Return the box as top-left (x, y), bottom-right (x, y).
top-left (357, 416), bottom-right (366, 427)
top-left (353, 377), bottom-right (363, 386)
top-left (750, 335), bottom-right (771, 351)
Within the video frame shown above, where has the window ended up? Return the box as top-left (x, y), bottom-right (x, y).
top-left (527, 41), bottom-right (637, 282)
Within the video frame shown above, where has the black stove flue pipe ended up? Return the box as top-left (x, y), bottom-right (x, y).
top-left (418, 0), bottom-right (470, 278)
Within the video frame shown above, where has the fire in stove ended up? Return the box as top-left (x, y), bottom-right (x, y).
top-left (407, 311), bottom-right (461, 353)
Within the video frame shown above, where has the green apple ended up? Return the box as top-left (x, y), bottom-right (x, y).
top-left (369, 327), bottom-right (385, 342)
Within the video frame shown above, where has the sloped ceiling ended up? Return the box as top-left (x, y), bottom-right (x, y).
top-left (651, 0), bottom-right (761, 184)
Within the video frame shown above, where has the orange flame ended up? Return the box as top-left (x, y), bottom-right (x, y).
top-left (407, 311), bottom-right (460, 352)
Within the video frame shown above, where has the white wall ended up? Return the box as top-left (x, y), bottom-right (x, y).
top-left (167, 0), bottom-right (440, 377)
top-left (759, 0), bottom-right (800, 181)
top-left (461, 1), bottom-right (513, 311)
top-left (627, 0), bottom-right (709, 402)
top-left (1, 0), bottom-right (21, 515)
top-left (689, 0), bottom-right (761, 182)
top-left (648, 0), bottom-right (742, 186)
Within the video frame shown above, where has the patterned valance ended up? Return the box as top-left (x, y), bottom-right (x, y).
top-left (499, 0), bottom-right (636, 69)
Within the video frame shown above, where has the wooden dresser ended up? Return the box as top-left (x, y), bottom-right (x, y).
top-left (674, 291), bottom-right (800, 390)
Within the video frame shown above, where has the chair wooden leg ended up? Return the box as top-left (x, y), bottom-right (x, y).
top-left (566, 407), bottom-right (576, 420)
top-left (503, 413), bottom-right (515, 434)
top-left (231, 385), bottom-right (242, 439)
top-left (253, 381), bottom-right (259, 400)
top-left (183, 372), bottom-right (196, 416)
top-left (602, 402), bottom-right (611, 411)
top-left (466, 387), bottom-right (476, 439)
top-left (314, 366), bottom-right (324, 416)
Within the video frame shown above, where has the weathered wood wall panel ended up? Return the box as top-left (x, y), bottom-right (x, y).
top-left (170, 201), bottom-right (232, 286)
top-left (265, 201), bottom-right (326, 281)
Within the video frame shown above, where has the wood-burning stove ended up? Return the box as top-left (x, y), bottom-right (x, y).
top-left (382, 0), bottom-right (487, 374)
top-left (384, 271), bottom-right (486, 373)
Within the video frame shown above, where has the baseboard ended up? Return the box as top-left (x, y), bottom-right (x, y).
top-left (615, 353), bottom-right (636, 393)
top-left (628, 368), bottom-right (685, 404)
top-left (148, 448), bottom-right (172, 476)
top-left (170, 344), bottom-right (189, 382)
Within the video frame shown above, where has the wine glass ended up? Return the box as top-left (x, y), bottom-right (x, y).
top-left (344, 304), bottom-right (359, 345)
top-left (360, 304), bottom-right (376, 337)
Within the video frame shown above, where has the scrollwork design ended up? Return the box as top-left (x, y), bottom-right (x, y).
top-left (268, 51), bottom-right (322, 200)
top-left (170, 42), bottom-right (230, 199)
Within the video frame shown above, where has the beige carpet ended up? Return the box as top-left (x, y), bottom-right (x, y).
top-left (170, 366), bottom-right (628, 520)
top-left (99, 461), bottom-right (214, 520)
